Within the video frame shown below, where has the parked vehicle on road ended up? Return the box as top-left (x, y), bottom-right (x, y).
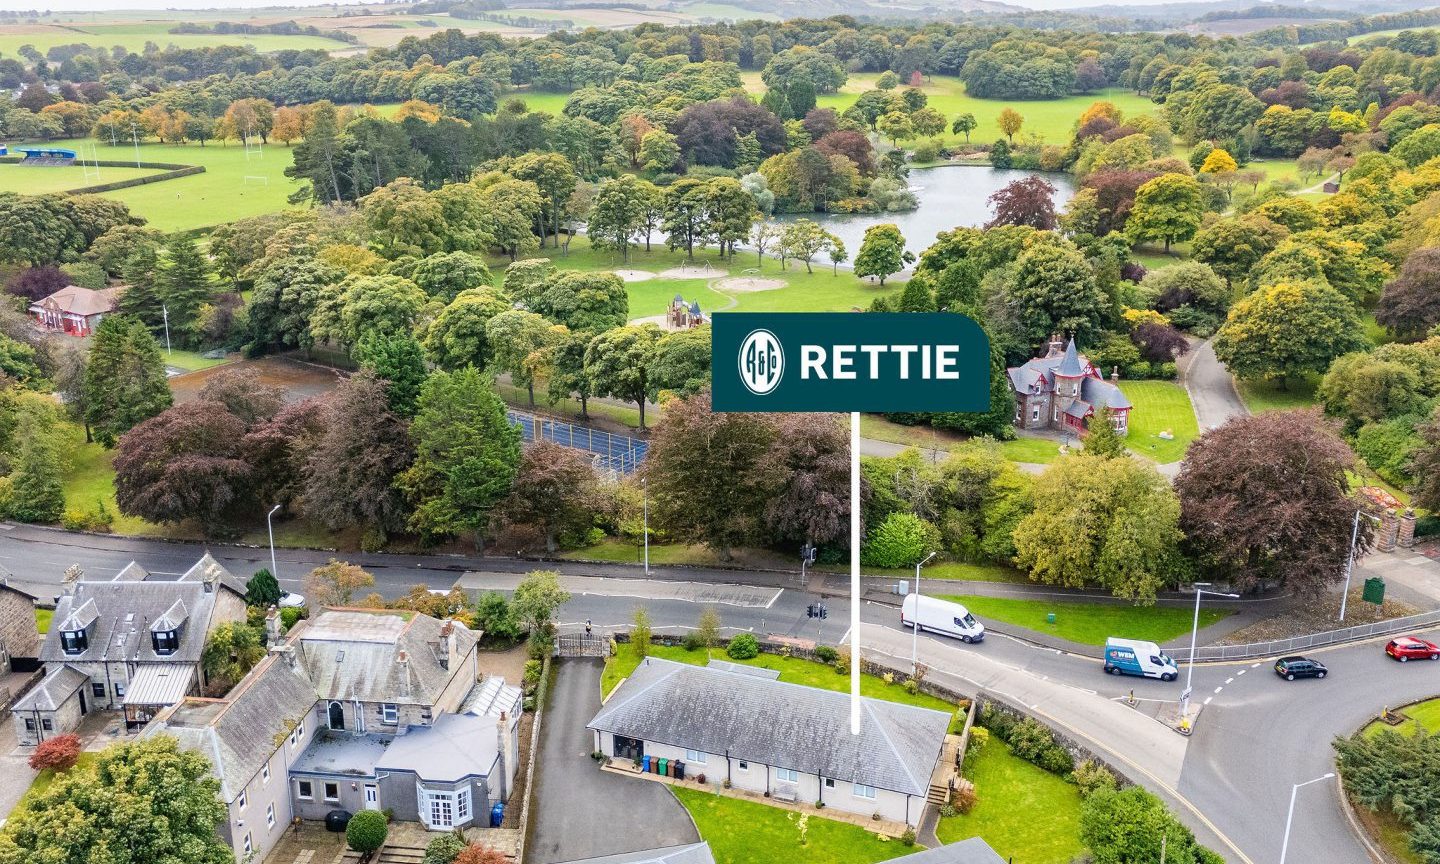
top-left (1386, 636), bottom-right (1440, 662)
top-left (901, 594), bottom-right (985, 643)
top-left (1274, 656), bottom-right (1327, 680)
top-left (1103, 638), bottom-right (1178, 681)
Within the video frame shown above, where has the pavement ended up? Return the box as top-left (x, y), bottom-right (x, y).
top-left (526, 659), bottom-right (697, 864)
top-left (1181, 338), bottom-right (1249, 431)
top-left (0, 717), bottom-right (36, 827)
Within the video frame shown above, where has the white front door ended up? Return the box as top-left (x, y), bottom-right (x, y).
top-left (364, 785), bottom-right (379, 810)
top-left (428, 793), bottom-right (454, 828)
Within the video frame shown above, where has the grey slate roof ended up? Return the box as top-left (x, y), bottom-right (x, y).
top-left (1081, 375), bottom-right (1131, 410)
top-left (376, 711), bottom-right (500, 782)
top-left (556, 844), bottom-right (716, 864)
top-left (177, 553), bottom-right (248, 599)
top-left (11, 664), bottom-right (88, 712)
top-left (890, 838), bottom-right (1006, 864)
top-left (704, 659), bottom-right (780, 680)
top-left (152, 598), bottom-right (188, 632)
top-left (588, 658), bottom-right (949, 796)
top-left (1006, 340), bottom-right (1132, 413)
top-left (1056, 338), bottom-right (1084, 377)
top-left (299, 610), bottom-right (478, 706)
top-left (147, 651), bottom-right (319, 802)
top-left (42, 581), bottom-right (216, 665)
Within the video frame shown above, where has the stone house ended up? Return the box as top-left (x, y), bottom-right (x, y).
top-left (28, 285), bottom-right (123, 337)
top-left (1006, 336), bottom-right (1132, 437)
top-left (9, 555), bottom-right (246, 745)
top-left (147, 608), bottom-right (522, 864)
top-left (588, 658), bottom-right (951, 827)
top-left (0, 575), bottom-right (39, 674)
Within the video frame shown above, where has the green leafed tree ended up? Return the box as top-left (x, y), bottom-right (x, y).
top-left (82, 315), bottom-right (173, 448)
top-left (854, 223), bottom-right (910, 286)
top-left (1126, 174), bottom-right (1203, 253)
top-left (585, 325), bottom-right (662, 429)
top-left (8, 410), bottom-right (64, 523)
top-left (245, 568), bottom-right (282, 607)
top-left (354, 331), bottom-right (429, 418)
top-left (1213, 280), bottom-right (1367, 384)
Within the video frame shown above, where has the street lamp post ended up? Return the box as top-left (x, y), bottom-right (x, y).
top-left (1340, 509), bottom-right (1379, 623)
top-left (266, 504), bottom-right (281, 583)
top-left (1279, 773), bottom-right (1335, 864)
top-left (911, 551), bottom-right (937, 673)
top-left (161, 304), bottom-right (171, 355)
top-left (641, 477), bottom-right (649, 576)
top-left (1180, 582), bottom-right (1239, 723)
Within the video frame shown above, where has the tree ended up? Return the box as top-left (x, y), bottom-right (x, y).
top-left (1198, 148), bottom-right (1239, 175)
top-left (512, 570), bottom-right (571, 635)
top-left (399, 368), bottom-right (522, 544)
top-left (155, 235), bottom-right (213, 345)
top-left (652, 326), bottom-right (713, 397)
top-left (1127, 174), bottom-right (1203, 253)
top-left (0, 736), bottom-right (232, 864)
top-left (410, 252), bottom-right (493, 302)
top-left (534, 271), bottom-right (629, 334)
top-left (486, 309), bottom-right (559, 406)
top-left (354, 332), bottom-right (428, 418)
top-left (1013, 453), bottom-right (1184, 601)
top-left (911, 107), bottom-right (947, 141)
top-left (496, 441), bottom-right (599, 553)
top-left (201, 622), bottom-right (265, 692)
top-left (1176, 410), bottom-right (1369, 594)
top-left (986, 176), bottom-right (1058, 230)
top-left (1084, 407), bottom-right (1128, 459)
top-left (695, 606), bottom-right (722, 649)
top-left (588, 176), bottom-right (657, 263)
top-left (1081, 787), bottom-right (1222, 864)
top-left (877, 111), bottom-right (913, 147)
top-left (951, 112), bottom-right (977, 143)
top-left (5, 266), bottom-right (68, 302)
top-left (305, 559), bottom-right (376, 607)
top-left (312, 274), bottom-right (428, 347)
top-left (83, 315), bottom-right (172, 448)
top-left (994, 243), bottom-right (1110, 350)
top-left (1377, 248), bottom-right (1440, 340)
top-left (346, 810), bottom-right (389, 854)
top-left (1191, 216), bottom-right (1287, 287)
top-left (9, 411), bottom-right (64, 523)
top-left (662, 178), bottom-right (711, 260)
top-left (1213, 281), bottom-right (1367, 383)
top-left (997, 107), bottom-right (1024, 143)
top-left (424, 289), bottom-right (512, 372)
top-left (639, 129), bottom-right (680, 173)
top-left (1415, 409), bottom-right (1440, 514)
top-left (631, 606), bottom-right (653, 658)
top-left (854, 224), bottom-right (909, 286)
top-left (474, 592), bottom-right (522, 645)
top-left (28, 734), bottom-right (81, 773)
top-left (585, 325), bottom-right (662, 429)
top-left (780, 220), bottom-right (839, 274)
top-left (303, 373), bottom-right (414, 545)
top-left (246, 568), bottom-right (282, 607)
top-left (511, 152), bottom-right (578, 248)
top-left (750, 219), bottom-right (784, 266)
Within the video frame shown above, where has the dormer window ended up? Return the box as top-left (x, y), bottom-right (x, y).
top-left (60, 629), bottom-right (88, 654)
top-left (152, 629), bottom-right (178, 655)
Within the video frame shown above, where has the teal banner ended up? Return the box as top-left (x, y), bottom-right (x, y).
top-left (712, 312), bottom-right (991, 413)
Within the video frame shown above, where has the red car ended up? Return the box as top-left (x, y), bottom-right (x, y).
top-left (1386, 636), bottom-right (1440, 662)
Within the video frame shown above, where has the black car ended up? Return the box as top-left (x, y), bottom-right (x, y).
top-left (1274, 656), bottom-right (1327, 681)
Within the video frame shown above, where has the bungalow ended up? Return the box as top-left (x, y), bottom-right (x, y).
top-left (29, 285), bottom-right (122, 337)
top-left (588, 658), bottom-right (951, 827)
top-left (561, 834), bottom-right (1004, 864)
top-left (10, 555), bottom-right (246, 744)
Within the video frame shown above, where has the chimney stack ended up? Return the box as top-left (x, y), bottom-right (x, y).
top-left (264, 608), bottom-right (282, 646)
top-left (441, 620), bottom-right (460, 673)
top-left (497, 710), bottom-right (513, 801)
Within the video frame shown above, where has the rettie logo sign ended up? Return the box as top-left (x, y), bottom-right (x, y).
top-left (713, 312), bottom-right (991, 413)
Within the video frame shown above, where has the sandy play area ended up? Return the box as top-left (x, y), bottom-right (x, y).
top-left (659, 264), bottom-right (720, 279)
top-left (613, 269), bottom-right (655, 282)
top-left (713, 276), bottom-right (785, 293)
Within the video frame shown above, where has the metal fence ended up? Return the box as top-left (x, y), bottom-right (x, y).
top-left (506, 410), bottom-right (648, 475)
top-left (1171, 607), bottom-right (1440, 662)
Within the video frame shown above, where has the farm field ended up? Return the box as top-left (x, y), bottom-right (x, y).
top-left (40, 136), bottom-right (304, 232)
top-left (0, 162), bottom-right (167, 194)
top-left (0, 22), bottom-right (350, 56)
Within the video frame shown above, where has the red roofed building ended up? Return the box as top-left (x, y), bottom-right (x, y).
top-left (29, 285), bottom-right (123, 337)
top-left (1006, 336), bottom-right (1132, 437)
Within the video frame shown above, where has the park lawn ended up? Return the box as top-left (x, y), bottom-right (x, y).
top-left (847, 560), bottom-right (1028, 584)
top-left (562, 538), bottom-right (721, 566)
top-left (508, 89), bottom-right (573, 116)
top-left (0, 163), bottom-right (167, 195)
top-left (1235, 374), bottom-right (1320, 413)
top-left (1117, 380), bottom-right (1199, 464)
top-left (0, 22), bottom-right (350, 56)
top-left (939, 594), bottom-right (1229, 646)
top-left (795, 74), bottom-right (1160, 149)
top-left (1130, 249), bottom-right (1187, 271)
top-left (936, 738), bottom-right (1084, 863)
top-left (1364, 697), bottom-right (1440, 738)
top-left (10, 753), bottom-right (99, 823)
top-left (671, 786), bottom-right (915, 864)
top-left (36, 135), bottom-right (304, 233)
top-left (602, 643), bottom-right (959, 714)
top-left (35, 607), bottom-right (52, 635)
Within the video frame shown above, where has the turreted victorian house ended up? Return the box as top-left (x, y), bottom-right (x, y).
top-left (1007, 336), bottom-right (1132, 437)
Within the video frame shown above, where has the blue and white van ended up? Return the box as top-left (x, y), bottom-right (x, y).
top-left (1104, 638), bottom-right (1178, 681)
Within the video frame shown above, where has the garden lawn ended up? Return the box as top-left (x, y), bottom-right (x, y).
top-left (936, 738), bottom-right (1084, 864)
top-left (1117, 380), bottom-right (1198, 464)
top-left (938, 594), bottom-right (1229, 646)
top-left (602, 643), bottom-right (958, 714)
top-left (1235, 375), bottom-right (1320, 413)
top-left (1363, 697), bottom-right (1440, 738)
top-left (0, 163), bottom-right (167, 195)
top-left (856, 415), bottom-right (1065, 466)
top-left (998, 437), bottom-right (1065, 464)
top-left (671, 786), bottom-right (915, 864)
top-left (36, 135), bottom-right (305, 233)
top-left (35, 608), bottom-right (52, 635)
top-left (763, 74), bottom-right (1160, 149)
top-left (9, 753), bottom-right (99, 823)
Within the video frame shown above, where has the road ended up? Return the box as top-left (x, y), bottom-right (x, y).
top-left (1182, 338), bottom-right (1249, 431)
top-left (1, 524), bottom-right (1415, 864)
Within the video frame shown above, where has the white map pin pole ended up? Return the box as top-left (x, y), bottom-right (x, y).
top-left (850, 410), bottom-right (861, 736)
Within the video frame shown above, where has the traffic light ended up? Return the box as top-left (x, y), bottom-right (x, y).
top-left (818, 604), bottom-right (828, 619)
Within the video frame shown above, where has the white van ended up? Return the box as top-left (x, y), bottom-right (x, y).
top-left (901, 594), bottom-right (986, 643)
top-left (1103, 637), bottom-right (1179, 681)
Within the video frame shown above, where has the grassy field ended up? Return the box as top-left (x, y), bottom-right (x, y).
top-left (741, 73), bottom-right (1159, 149)
top-left (0, 163), bottom-right (167, 195)
top-left (939, 594), bottom-right (1230, 646)
top-left (0, 22), bottom-right (351, 56)
top-left (36, 135), bottom-right (303, 233)
top-left (1118, 380), bottom-right (1199, 464)
top-left (936, 738), bottom-right (1085, 863)
top-left (671, 786), bottom-right (914, 864)
top-left (1235, 375), bottom-right (1320, 413)
top-left (164, 350), bottom-right (237, 372)
top-left (1364, 697), bottom-right (1440, 738)
top-left (855, 415), bottom-right (1065, 465)
top-left (836, 560), bottom-right (1027, 583)
top-left (35, 607), bottom-right (52, 635)
top-left (602, 642), bottom-right (959, 713)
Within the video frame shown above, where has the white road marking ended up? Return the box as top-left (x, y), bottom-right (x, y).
top-left (1225, 677), bottom-right (1234, 684)
top-left (1204, 696), bottom-right (1213, 706)
top-left (1250, 662), bottom-right (1260, 668)
top-left (1236, 669), bottom-right (1246, 676)
top-left (1213, 686), bottom-right (1223, 694)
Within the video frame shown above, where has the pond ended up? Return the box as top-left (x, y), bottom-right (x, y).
top-left (777, 166), bottom-right (1076, 257)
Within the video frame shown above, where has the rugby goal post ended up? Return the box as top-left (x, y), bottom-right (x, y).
top-left (243, 175), bottom-right (270, 186)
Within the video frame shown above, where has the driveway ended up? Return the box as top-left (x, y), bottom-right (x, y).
top-left (528, 659), bottom-right (697, 864)
top-left (1182, 339), bottom-right (1248, 431)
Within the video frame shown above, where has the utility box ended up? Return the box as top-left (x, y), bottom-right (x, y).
top-left (1363, 577), bottom-right (1386, 606)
